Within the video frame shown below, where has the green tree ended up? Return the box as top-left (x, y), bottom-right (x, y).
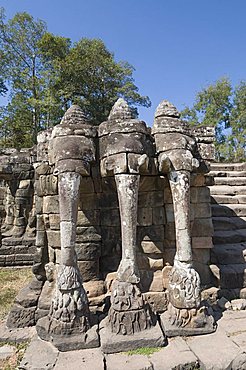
top-left (181, 78), bottom-right (246, 162)
top-left (0, 8), bottom-right (47, 146)
top-left (39, 35), bottom-right (150, 124)
top-left (0, 8), bottom-right (151, 148)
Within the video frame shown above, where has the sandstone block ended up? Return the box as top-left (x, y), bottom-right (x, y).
top-left (80, 177), bottom-right (95, 193)
top-left (192, 236), bottom-right (213, 249)
top-left (77, 209), bottom-right (100, 226)
top-left (100, 209), bottom-right (120, 226)
top-left (83, 280), bottom-right (106, 298)
top-left (192, 202), bottom-right (211, 219)
top-left (100, 153), bottom-right (127, 176)
top-left (152, 206), bottom-right (166, 225)
top-left (139, 175), bottom-right (164, 192)
top-left (137, 253), bottom-right (164, 271)
top-left (78, 260), bottom-right (99, 281)
top-left (105, 272), bottom-right (117, 292)
top-left (138, 225), bottom-right (165, 242)
top-left (191, 218), bottom-right (214, 237)
top-left (75, 242), bottom-right (101, 261)
top-left (76, 226), bottom-right (101, 242)
top-left (165, 204), bottom-right (174, 222)
top-left (137, 207), bottom-right (153, 226)
top-left (162, 265), bottom-right (172, 288)
top-left (43, 195), bottom-right (59, 214)
top-left (78, 193), bottom-right (99, 210)
top-left (143, 291), bottom-right (168, 313)
top-left (138, 191), bottom-right (164, 207)
top-left (49, 213), bottom-right (60, 229)
top-left (46, 230), bottom-right (61, 248)
top-left (141, 240), bottom-right (164, 254)
top-left (7, 304), bottom-right (36, 328)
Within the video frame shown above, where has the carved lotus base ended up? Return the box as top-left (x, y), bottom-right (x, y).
top-left (108, 280), bottom-right (157, 335)
top-left (100, 316), bottom-right (165, 354)
top-left (36, 316), bottom-right (100, 351)
top-left (161, 303), bottom-right (216, 337)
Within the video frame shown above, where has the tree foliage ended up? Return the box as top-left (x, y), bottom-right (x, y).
top-left (0, 8), bottom-right (150, 148)
top-left (181, 78), bottom-right (246, 162)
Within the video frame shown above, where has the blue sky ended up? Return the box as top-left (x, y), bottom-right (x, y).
top-left (1, 0), bottom-right (245, 126)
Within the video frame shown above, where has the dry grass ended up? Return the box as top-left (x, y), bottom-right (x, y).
top-left (0, 268), bottom-right (33, 369)
top-left (0, 342), bottom-right (29, 370)
top-left (0, 267), bottom-right (33, 320)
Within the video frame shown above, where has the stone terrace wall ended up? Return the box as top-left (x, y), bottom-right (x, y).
top-left (0, 148), bottom-right (36, 267)
top-left (30, 119), bottom-right (215, 318)
top-left (1, 104), bottom-right (215, 322)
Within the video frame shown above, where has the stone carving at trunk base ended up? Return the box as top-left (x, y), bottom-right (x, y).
top-left (152, 100), bottom-right (216, 337)
top-left (161, 261), bottom-right (215, 336)
top-left (44, 265), bottom-right (90, 335)
top-left (99, 100), bottom-right (165, 353)
top-left (36, 106), bottom-right (99, 351)
top-left (108, 280), bottom-right (156, 335)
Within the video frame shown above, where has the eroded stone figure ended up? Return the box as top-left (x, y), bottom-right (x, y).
top-left (99, 99), bottom-right (164, 352)
top-left (36, 105), bottom-right (99, 350)
top-left (152, 100), bottom-right (215, 335)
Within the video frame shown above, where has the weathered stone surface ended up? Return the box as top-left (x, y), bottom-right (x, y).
top-left (141, 240), bottom-right (164, 254)
top-left (76, 226), bottom-right (101, 242)
top-left (138, 191), bottom-right (164, 207)
top-left (7, 304), bottom-right (36, 328)
top-left (150, 337), bottom-right (199, 370)
top-left (43, 195), bottom-right (59, 214)
top-left (77, 210), bottom-right (100, 226)
top-left (19, 336), bottom-right (58, 370)
top-left (143, 291), bottom-right (168, 313)
top-left (37, 317), bottom-right (100, 351)
top-left (152, 206), bottom-right (166, 225)
top-left (46, 230), bottom-right (61, 248)
top-left (38, 281), bottom-right (55, 310)
top-left (0, 344), bottom-right (16, 361)
top-left (15, 285), bottom-right (40, 308)
top-left (137, 207), bottom-right (153, 226)
top-left (185, 328), bottom-right (240, 370)
top-left (192, 236), bottom-right (213, 249)
top-left (231, 352), bottom-right (246, 370)
top-left (105, 353), bottom-right (153, 370)
top-left (78, 260), bottom-right (99, 281)
top-left (83, 280), bottom-right (106, 298)
top-left (105, 272), bottom-right (117, 292)
top-left (54, 348), bottom-right (104, 370)
top-left (100, 208), bottom-right (120, 226)
top-left (138, 226), bottom-right (165, 242)
top-left (100, 153), bottom-right (127, 176)
top-left (0, 321), bottom-right (36, 343)
top-left (137, 253), bottom-right (164, 271)
top-left (75, 242), bottom-right (101, 261)
top-left (191, 218), bottom-right (214, 237)
top-left (99, 132), bottom-right (149, 158)
top-left (100, 317), bottom-right (165, 354)
top-left (162, 265), bottom-right (172, 289)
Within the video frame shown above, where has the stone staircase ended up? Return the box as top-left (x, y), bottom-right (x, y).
top-left (209, 162), bottom-right (246, 297)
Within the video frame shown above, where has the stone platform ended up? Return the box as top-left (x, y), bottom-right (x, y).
top-left (0, 310), bottom-right (244, 369)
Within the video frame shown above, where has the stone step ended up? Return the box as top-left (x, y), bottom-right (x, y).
top-left (213, 177), bottom-right (246, 186)
top-left (213, 229), bottom-right (246, 245)
top-left (209, 185), bottom-right (246, 196)
top-left (211, 204), bottom-right (246, 217)
top-left (210, 194), bottom-right (246, 204)
top-left (211, 243), bottom-right (246, 264)
top-left (210, 170), bottom-right (246, 178)
top-left (212, 216), bottom-right (246, 231)
top-left (218, 263), bottom-right (246, 289)
top-left (210, 162), bottom-right (246, 171)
